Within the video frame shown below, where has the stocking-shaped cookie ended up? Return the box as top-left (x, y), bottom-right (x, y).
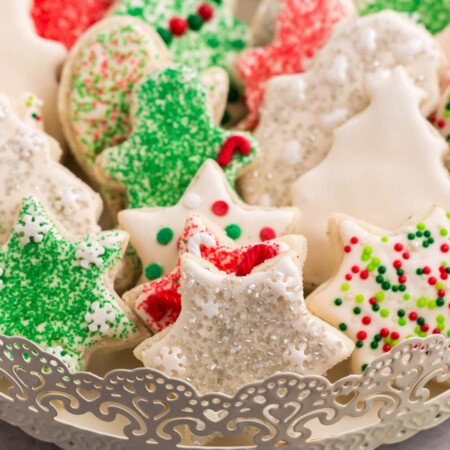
top-left (292, 67), bottom-right (450, 286)
top-left (236, 0), bottom-right (354, 129)
top-left (111, 0), bottom-right (248, 78)
top-left (135, 251), bottom-right (354, 394)
top-left (96, 66), bottom-right (259, 209)
top-left (0, 0), bottom-right (66, 142)
top-left (308, 208), bottom-right (450, 373)
top-left (237, 11), bottom-right (443, 207)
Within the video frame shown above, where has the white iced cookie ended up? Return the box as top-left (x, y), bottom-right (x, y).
top-left (118, 159), bottom-right (299, 280)
top-left (135, 251), bottom-right (354, 395)
top-left (307, 207), bottom-right (450, 374)
top-left (0, 0), bottom-right (66, 143)
top-left (292, 67), bottom-right (450, 286)
top-left (237, 11), bottom-right (444, 207)
top-left (0, 94), bottom-right (102, 244)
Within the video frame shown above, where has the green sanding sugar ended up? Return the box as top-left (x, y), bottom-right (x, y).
top-left (113, 0), bottom-right (249, 75)
top-left (98, 66), bottom-right (259, 208)
top-left (0, 197), bottom-right (137, 372)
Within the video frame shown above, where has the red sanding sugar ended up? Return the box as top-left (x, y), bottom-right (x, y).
top-left (31, 0), bottom-right (113, 49)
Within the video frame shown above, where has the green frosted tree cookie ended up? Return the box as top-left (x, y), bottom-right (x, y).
top-left (357, 0), bottom-right (450, 34)
top-left (111, 0), bottom-right (248, 76)
top-left (0, 196), bottom-right (140, 372)
top-left (96, 66), bottom-right (259, 209)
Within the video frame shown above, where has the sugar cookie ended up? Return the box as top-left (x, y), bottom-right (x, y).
top-left (0, 0), bottom-right (66, 143)
top-left (118, 159), bottom-right (299, 282)
top-left (0, 196), bottom-right (144, 372)
top-left (237, 11), bottom-right (444, 207)
top-left (250, 0), bottom-right (280, 46)
top-left (292, 67), bottom-right (450, 286)
top-left (308, 207), bottom-right (450, 373)
top-left (0, 94), bottom-right (102, 245)
top-left (135, 251), bottom-right (354, 394)
top-left (236, 0), bottom-right (354, 129)
top-left (111, 0), bottom-right (248, 78)
top-left (96, 66), bottom-right (259, 209)
top-left (124, 214), bottom-right (301, 332)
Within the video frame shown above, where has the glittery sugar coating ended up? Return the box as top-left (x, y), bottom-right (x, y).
top-left (111, 0), bottom-right (248, 77)
top-left (126, 214), bottom-right (287, 332)
top-left (60, 18), bottom-right (171, 176)
top-left (308, 208), bottom-right (450, 374)
top-left (118, 160), bottom-right (299, 283)
top-left (236, 0), bottom-right (354, 129)
top-left (0, 197), bottom-right (138, 372)
top-left (357, 0), bottom-right (450, 34)
top-left (32, 0), bottom-right (113, 49)
top-left (135, 253), bottom-right (354, 395)
top-left (96, 66), bottom-right (259, 209)
top-left (0, 94), bottom-right (101, 244)
top-left (237, 11), bottom-right (443, 207)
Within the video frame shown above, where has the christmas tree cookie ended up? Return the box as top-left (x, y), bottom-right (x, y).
top-left (124, 214), bottom-right (302, 332)
top-left (32, 0), bottom-right (113, 49)
top-left (96, 66), bottom-right (259, 209)
top-left (356, 0), bottom-right (450, 34)
top-left (111, 0), bottom-right (248, 78)
top-left (237, 11), bottom-right (444, 207)
top-left (236, 0), bottom-right (354, 129)
top-left (292, 68), bottom-right (450, 286)
top-left (0, 93), bottom-right (102, 245)
top-left (118, 159), bottom-right (299, 282)
top-left (0, 0), bottom-right (66, 142)
top-left (308, 207), bottom-right (450, 373)
top-left (0, 197), bottom-right (143, 372)
top-left (135, 251), bottom-right (354, 394)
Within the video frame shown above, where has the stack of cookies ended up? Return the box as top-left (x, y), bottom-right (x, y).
top-left (1, 0), bottom-right (450, 396)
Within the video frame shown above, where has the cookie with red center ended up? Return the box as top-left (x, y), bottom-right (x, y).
top-left (31, 0), bottom-right (113, 49)
top-left (124, 214), bottom-right (303, 332)
top-left (307, 207), bottom-right (450, 374)
top-left (236, 0), bottom-right (354, 129)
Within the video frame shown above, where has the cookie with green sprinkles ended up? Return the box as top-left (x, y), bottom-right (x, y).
top-left (0, 196), bottom-right (144, 372)
top-left (356, 0), bottom-right (450, 34)
top-left (307, 207), bottom-right (450, 374)
top-left (110, 0), bottom-right (249, 79)
top-left (95, 66), bottom-right (259, 209)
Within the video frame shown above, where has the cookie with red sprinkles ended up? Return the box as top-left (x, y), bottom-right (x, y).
top-left (307, 207), bottom-right (450, 374)
top-left (31, 0), bottom-right (113, 49)
top-left (124, 213), bottom-right (303, 332)
top-left (236, 0), bottom-right (354, 129)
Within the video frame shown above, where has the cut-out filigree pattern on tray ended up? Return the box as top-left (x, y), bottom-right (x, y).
top-left (0, 334), bottom-right (449, 449)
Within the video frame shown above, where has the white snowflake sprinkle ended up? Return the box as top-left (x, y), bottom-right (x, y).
top-left (54, 186), bottom-right (81, 215)
top-left (46, 346), bottom-right (77, 370)
top-left (75, 241), bottom-right (105, 269)
top-left (154, 346), bottom-right (187, 377)
top-left (9, 130), bottom-right (45, 158)
top-left (0, 267), bottom-right (4, 290)
top-left (85, 301), bottom-right (116, 334)
top-left (15, 214), bottom-right (50, 245)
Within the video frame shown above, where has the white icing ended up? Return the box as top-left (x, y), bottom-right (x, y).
top-left (288, 78), bottom-right (307, 105)
top-left (326, 54), bottom-right (348, 86)
top-left (283, 140), bottom-right (301, 165)
top-left (187, 232), bottom-right (216, 257)
top-left (292, 67), bottom-right (450, 285)
top-left (356, 27), bottom-right (377, 55)
top-left (320, 108), bottom-right (349, 131)
top-left (183, 192), bottom-right (202, 209)
top-left (394, 38), bottom-right (423, 63)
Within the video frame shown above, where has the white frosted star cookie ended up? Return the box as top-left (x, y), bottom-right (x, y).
top-left (292, 67), bottom-right (450, 286)
top-left (237, 11), bottom-right (444, 207)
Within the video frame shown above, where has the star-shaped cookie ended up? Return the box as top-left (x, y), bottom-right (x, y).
top-left (96, 66), bottom-right (259, 209)
top-left (32, 0), bottom-right (113, 49)
top-left (111, 0), bottom-right (248, 78)
top-left (0, 0), bottom-right (66, 142)
top-left (357, 0), bottom-right (450, 34)
top-left (0, 94), bottom-right (102, 244)
top-left (307, 207), bottom-right (450, 373)
top-left (118, 159), bottom-right (299, 282)
top-left (236, 0), bottom-right (354, 129)
top-left (237, 11), bottom-right (444, 207)
top-left (0, 196), bottom-right (142, 372)
top-left (124, 213), bottom-right (301, 332)
top-left (292, 67), bottom-right (450, 286)
top-left (135, 251), bottom-right (354, 394)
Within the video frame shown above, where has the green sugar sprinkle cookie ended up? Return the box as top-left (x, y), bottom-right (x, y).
top-left (0, 196), bottom-right (139, 372)
top-left (111, 0), bottom-right (248, 77)
top-left (96, 66), bottom-right (259, 209)
top-left (357, 0), bottom-right (450, 34)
